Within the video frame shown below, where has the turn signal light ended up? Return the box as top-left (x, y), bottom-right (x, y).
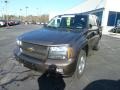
top-left (67, 47), bottom-right (74, 59)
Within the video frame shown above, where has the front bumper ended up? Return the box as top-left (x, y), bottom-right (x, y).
top-left (14, 47), bottom-right (76, 77)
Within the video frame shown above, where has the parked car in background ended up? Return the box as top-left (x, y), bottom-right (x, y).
top-left (8, 20), bottom-right (21, 26)
top-left (14, 14), bottom-right (102, 78)
top-left (14, 20), bottom-right (21, 25)
top-left (0, 20), bottom-right (21, 27)
top-left (109, 26), bottom-right (120, 33)
top-left (36, 22), bottom-right (41, 25)
top-left (8, 20), bottom-right (15, 26)
top-left (0, 20), bottom-right (7, 27)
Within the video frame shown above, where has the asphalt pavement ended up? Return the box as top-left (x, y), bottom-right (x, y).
top-left (0, 24), bottom-right (120, 90)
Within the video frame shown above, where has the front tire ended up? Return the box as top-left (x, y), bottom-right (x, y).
top-left (93, 40), bottom-right (100, 50)
top-left (73, 50), bottom-right (87, 79)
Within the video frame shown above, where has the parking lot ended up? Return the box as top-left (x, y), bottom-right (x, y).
top-left (0, 24), bottom-right (120, 90)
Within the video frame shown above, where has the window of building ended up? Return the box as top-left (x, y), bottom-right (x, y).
top-left (107, 11), bottom-right (117, 26)
top-left (116, 12), bottom-right (120, 26)
top-left (107, 11), bottom-right (120, 26)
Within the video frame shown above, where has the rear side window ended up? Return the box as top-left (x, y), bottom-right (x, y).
top-left (73, 15), bottom-right (88, 29)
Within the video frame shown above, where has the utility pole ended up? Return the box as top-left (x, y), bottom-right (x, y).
top-left (19, 9), bottom-right (22, 22)
top-left (36, 8), bottom-right (39, 16)
top-left (25, 6), bottom-right (28, 22)
top-left (0, 0), bottom-right (5, 20)
top-left (36, 8), bottom-right (39, 23)
top-left (0, 0), bottom-right (3, 19)
top-left (4, 0), bottom-right (8, 26)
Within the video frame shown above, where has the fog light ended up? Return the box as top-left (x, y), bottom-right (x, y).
top-left (56, 68), bottom-right (63, 73)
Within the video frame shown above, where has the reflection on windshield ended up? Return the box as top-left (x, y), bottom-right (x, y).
top-left (47, 15), bottom-right (87, 29)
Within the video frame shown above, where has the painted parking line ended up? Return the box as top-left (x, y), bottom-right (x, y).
top-left (0, 37), bottom-right (9, 41)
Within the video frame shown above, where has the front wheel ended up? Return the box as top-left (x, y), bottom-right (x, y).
top-left (93, 40), bottom-right (100, 50)
top-left (73, 50), bottom-right (87, 79)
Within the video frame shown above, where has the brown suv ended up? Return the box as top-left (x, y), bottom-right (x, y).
top-left (14, 14), bottom-right (102, 78)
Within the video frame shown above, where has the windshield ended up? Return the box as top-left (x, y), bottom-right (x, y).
top-left (47, 15), bottom-right (88, 29)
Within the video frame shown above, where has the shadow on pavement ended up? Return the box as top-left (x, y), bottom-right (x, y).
top-left (84, 79), bottom-right (120, 90)
top-left (38, 71), bottom-right (66, 90)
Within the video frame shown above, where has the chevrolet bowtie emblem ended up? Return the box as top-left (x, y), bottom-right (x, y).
top-left (27, 47), bottom-right (35, 52)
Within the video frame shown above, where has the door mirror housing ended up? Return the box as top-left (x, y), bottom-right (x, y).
top-left (89, 24), bottom-right (92, 29)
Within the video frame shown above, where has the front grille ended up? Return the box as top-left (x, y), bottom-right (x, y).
top-left (21, 42), bottom-right (48, 61)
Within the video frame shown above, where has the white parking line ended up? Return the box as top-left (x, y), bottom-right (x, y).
top-left (0, 37), bottom-right (9, 41)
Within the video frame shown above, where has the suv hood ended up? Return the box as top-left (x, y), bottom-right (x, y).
top-left (19, 28), bottom-right (83, 45)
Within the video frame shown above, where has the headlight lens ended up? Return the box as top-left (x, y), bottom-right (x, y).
top-left (16, 39), bottom-right (22, 46)
top-left (48, 46), bottom-right (68, 59)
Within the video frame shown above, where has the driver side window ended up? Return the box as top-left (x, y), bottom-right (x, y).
top-left (88, 15), bottom-right (98, 30)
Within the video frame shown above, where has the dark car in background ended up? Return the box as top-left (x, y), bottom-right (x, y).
top-left (8, 20), bottom-right (21, 26)
top-left (8, 20), bottom-right (15, 26)
top-left (109, 26), bottom-right (120, 33)
top-left (14, 14), bottom-right (102, 78)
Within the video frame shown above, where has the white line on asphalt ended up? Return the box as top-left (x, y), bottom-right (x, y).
top-left (0, 37), bottom-right (9, 41)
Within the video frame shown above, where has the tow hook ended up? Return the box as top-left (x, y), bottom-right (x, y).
top-left (48, 64), bottom-right (57, 73)
top-left (47, 65), bottom-right (62, 77)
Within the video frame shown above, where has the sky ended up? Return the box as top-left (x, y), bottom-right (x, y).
top-left (0, 0), bottom-right (84, 16)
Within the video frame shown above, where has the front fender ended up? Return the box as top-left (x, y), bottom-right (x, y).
top-left (71, 35), bottom-right (88, 58)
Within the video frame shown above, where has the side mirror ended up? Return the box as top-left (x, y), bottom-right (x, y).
top-left (89, 24), bottom-right (92, 29)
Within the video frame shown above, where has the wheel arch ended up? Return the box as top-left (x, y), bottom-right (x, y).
top-left (82, 44), bottom-right (89, 56)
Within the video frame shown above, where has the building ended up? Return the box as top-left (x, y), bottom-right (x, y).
top-left (64, 0), bottom-right (120, 34)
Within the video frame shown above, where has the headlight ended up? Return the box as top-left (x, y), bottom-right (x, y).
top-left (16, 39), bottom-right (22, 46)
top-left (48, 46), bottom-right (68, 59)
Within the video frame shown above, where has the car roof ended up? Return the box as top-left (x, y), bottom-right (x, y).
top-left (57, 13), bottom-right (96, 18)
